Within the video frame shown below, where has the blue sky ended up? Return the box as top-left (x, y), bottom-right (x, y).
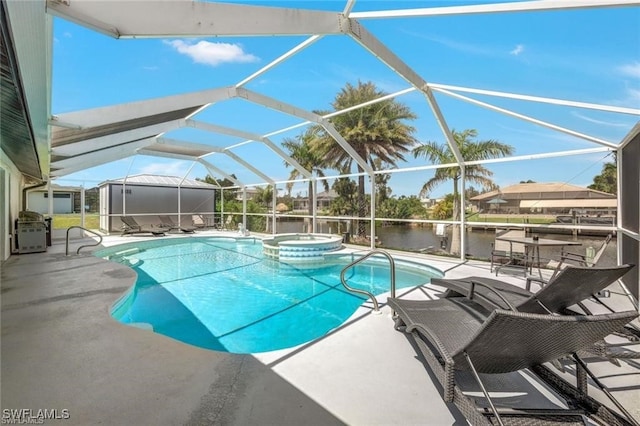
top-left (52, 1), bottom-right (640, 198)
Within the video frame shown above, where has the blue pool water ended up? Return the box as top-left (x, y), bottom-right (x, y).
top-left (98, 237), bottom-right (443, 354)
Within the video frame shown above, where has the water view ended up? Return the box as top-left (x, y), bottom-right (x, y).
top-left (278, 221), bottom-right (616, 266)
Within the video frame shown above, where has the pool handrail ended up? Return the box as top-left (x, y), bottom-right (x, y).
top-left (340, 249), bottom-right (396, 314)
top-left (66, 226), bottom-right (103, 255)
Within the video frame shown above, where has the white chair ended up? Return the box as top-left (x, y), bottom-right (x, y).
top-left (191, 214), bottom-right (206, 228)
top-left (547, 234), bottom-right (612, 281)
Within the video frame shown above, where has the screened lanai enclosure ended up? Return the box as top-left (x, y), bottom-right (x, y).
top-left (1, 1), bottom-right (639, 295)
top-left (98, 175), bottom-right (218, 233)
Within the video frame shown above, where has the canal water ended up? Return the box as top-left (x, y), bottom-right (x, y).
top-left (373, 225), bottom-right (617, 266)
top-left (277, 221), bottom-right (616, 266)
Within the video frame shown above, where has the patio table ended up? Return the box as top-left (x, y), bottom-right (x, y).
top-left (495, 235), bottom-right (581, 279)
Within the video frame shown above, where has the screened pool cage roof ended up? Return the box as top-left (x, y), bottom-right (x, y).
top-left (45, 0), bottom-right (640, 191)
top-left (101, 174), bottom-right (217, 189)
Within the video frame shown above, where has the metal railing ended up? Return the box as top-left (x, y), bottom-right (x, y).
top-left (66, 226), bottom-right (103, 255)
top-left (340, 249), bottom-right (396, 314)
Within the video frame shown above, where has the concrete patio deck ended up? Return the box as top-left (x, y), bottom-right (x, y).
top-left (1, 231), bottom-right (638, 425)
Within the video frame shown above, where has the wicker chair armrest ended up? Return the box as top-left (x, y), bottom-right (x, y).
top-left (468, 280), bottom-right (518, 311)
top-left (525, 273), bottom-right (556, 293)
top-left (526, 274), bottom-right (546, 284)
top-left (406, 323), bottom-right (455, 366)
top-left (561, 251), bottom-right (586, 262)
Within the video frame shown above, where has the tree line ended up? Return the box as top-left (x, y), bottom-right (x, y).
top-left (198, 80), bottom-right (615, 255)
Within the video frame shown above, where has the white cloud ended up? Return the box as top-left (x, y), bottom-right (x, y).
top-left (510, 44), bottom-right (524, 56)
top-left (164, 40), bottom-right (259, 67)
top-left (618, 61), bottom-right (640, 79)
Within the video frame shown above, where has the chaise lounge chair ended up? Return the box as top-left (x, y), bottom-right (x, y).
top-left (158, 215), bottom-right (196, 233)
top-left (387, 294), bottom-right (639, 426)
top-left (432, 264), bottom-right (635, 315)
top-left (431, 264), bottom-right (640, 344)
top-left (120, 216), bottom-right (165, 237)
top-left (433, 264), bottom-right (640, 359)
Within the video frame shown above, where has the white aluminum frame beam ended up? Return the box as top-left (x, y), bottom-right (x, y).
top-left (619, 121), bottom-right (640, 150)
top-left (378, 147), bottom-right (613, 176)
top-left (136, 149), bottom-right (195, 162)
top-left (221, 151), bottom-right (275, 185)
top-left (155, 137), bottom-right (224, 154)
top-left (198, 159), bottom-right (244, 188)
top-left (156, 136), bottom-right (274, 183)
top-left (51, 137), bottom-right (157, 172)
top-left (347, 15), bottom-right (467, 255)
top-left (236, 35), bottom-right (323, 88)
top-left (51, 142), bottom-right (159, 175)
top-left (186, 119), bottom-right (312, 179)
top-left (350, 0), bottom-right (640, 19)
top-left (343, 0), bottom-right (357, 16)
top-left (52, 87), bottom-right (234, 128)
top-left (46, 0), bottom-right (347, 38)
top-left (346, 20), bottom-right (465, 168)
top-left (433, 87), bottom-right (619, 149)
top-left (238, 88), bottom-right (373, 175)
top-left (51, 119), bottom-right (186, 156)
top-left (428, 83), bottom-right (640, 116)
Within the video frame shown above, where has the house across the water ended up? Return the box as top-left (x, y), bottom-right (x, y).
top-left (471, 182), bottom-right (617, 218)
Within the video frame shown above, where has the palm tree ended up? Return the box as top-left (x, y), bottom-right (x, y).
top-left (413, 129), bottom-right (514, 256)
top-left (281, 128), bottom-right (330, 218)
top-left (254, 185), bottom-right (274, 232)
top-left (254, 185), bottom-right (273, 208)
top-left (312, 81), bottom-right (417, 237)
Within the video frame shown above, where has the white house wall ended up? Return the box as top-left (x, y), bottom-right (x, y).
top-left (0, 147), bottom-right (26, 260)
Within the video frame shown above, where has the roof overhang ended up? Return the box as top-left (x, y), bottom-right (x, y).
top-left (1, 1), bottom-right (51, 181)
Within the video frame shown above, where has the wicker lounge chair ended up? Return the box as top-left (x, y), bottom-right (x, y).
top-left (158, 215), bottom-right (196, 233)
top-left (432, 264), bottom-right (640, 362)
top-left (433, 264), bottom-right (635, 314)
top-left (387, 295), bottom-right (639, 426)
top-left (120, 216), bottom-right (165, 236)
top-left (541, 234), bottom-right (638, 316)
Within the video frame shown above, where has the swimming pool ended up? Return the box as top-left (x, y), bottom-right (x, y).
top-left (99, 237), bottom-right (443, 354)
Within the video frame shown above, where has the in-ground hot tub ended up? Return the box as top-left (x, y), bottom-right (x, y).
top-left (262, 233), bottom-right (343, 261)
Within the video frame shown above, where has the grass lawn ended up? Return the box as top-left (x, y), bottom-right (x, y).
top-left (466, 213), bottom-right (554, 224)
top-left (52, 214), bottom-right (100, 230)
